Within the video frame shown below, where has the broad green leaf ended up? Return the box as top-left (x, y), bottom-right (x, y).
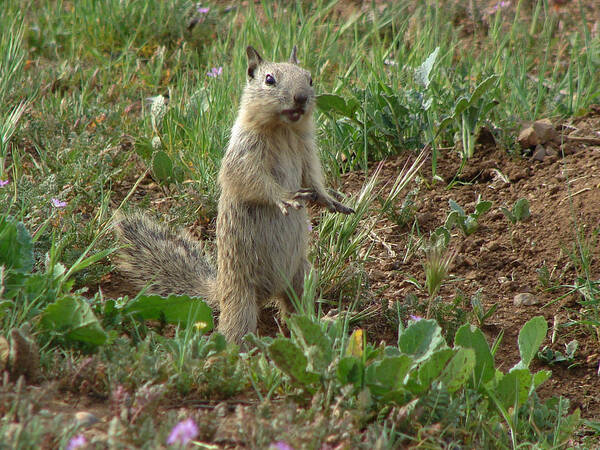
top-left (464, 215), bottom-right (479, 235)
top-left (123, 294), bottom-right (213, 331)
top-left (40, 296), bottom-right (107, 348)
top-left (415, 47), bottom-right (439, 89)
top-left (557, 409), bottom-right (581, 445)
top-left (444, 210), bottom-right (462, 230)
top-left (513, 198), bottom-right (531, 222)
top-left (0, 215), bottom-right (33, 273)
top-left (496, 368), bottom-right (532, 408)
top-left (468, 75), bottom-right (498, 105)
top-left (316, 94), bottom-right (357, 117)
top-left (288, 315), bottom-right (332, 372)
top-left (288, 315), bottom-right (331, 353)
top-left (365, 355), bottom-right (413, 395)
top-left (0, 300), bottom-right (13, 319)
top-left (500, 206), bottom-right (516, 224)
top-left (453, 96), bottom-right (470, 117)
top-left (532, 369), bottom-right (551, 389)
top-left (152, 150), bottom-right (174, 183)
top-left (474, 201), bottom-right (493, 216)
top-left (438, 347), bottom-right (475, 393)
top-left (267, 337), bottom-right (320, 386)
top-left (448, 199), bottom-right (466, 216)
top-left (516, 316), bottom-right (547, 369)
top-left (431, 226), bottom-right (450, 249)
top-left (398, 319), bottom-right (446, 363)
top-left (407, 348), bottom-right (455, 394)
top-left (455, 324), bottom-right (495, 386)
top-left (337, 356), bottom-right (363, 386)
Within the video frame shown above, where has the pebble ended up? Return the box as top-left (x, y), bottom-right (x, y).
top-left (75, 411), bottom-right (99, 427)
top-left (513, 292), bottom-right (540, 306)
top-left (532, 145), bottom-right (546, 162)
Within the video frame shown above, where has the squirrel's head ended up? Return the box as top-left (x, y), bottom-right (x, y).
top-left (242, 45), bottom-right (315, 127)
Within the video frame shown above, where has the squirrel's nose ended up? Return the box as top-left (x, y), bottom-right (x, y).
top-left (294, 93), bottom-right (308, 106)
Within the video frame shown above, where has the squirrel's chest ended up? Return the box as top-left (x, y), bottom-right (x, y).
top-left (266, 134), bottom-right (305, 189)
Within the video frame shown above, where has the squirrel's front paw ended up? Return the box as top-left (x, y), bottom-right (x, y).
top-left (327, 199), bottom-right (355, 215)
top-left (277, 198), bottom-right (303, 215)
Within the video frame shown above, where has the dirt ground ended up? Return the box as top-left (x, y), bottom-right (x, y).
top-left (337, 109), bottom-right (600, 420)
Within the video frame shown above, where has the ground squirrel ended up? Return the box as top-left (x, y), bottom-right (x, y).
top-left (115, 46), bottom-right (354, 344)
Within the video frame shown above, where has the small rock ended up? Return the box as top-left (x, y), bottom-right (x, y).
top-left (532, 118), bottom-right (557, 144)
top-left (75, 411), bottom-right (99, 427)
top-left (532, 144), bottom-right (546, 161)
top-left (518, 126), bottom-right (539, 149)
top-left (545, 147), bottom-right (558, 157)
top-left (514, 292), bottom-right (540, 306)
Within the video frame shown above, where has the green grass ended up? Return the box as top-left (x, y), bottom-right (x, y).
top-left (1, 0), bottom-right (600, 448)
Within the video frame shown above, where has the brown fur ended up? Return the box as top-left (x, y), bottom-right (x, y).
top-left (114, 46), bottom-right (353, 344)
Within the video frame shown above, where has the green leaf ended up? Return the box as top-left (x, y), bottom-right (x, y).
top-left (415, 47), bottom-right (439, 89)
top-left (398, 319), bottom-right (446, 363)
top-left (463, 215), bottom-right (479, 235)
top-left (516, 316), bottom-right (547, 369)
top-left (365, 355), bottom-right (413, 395)
top-left (0, 300), bottom-right (13, 319)
top-left (438, 347), bottom-right (475, 393)
top-left (444, 210), bottom-right (462, 231)
top-left (40, 295), bottom-right (107, 348)
top-left (0, 215), bottom-right (33, 273)
top-left (408, 348), bottom-right (455, 394)
top-left (337, 356), bottom-right (363, 387)
top-left (468, 75), bottom-right (498, 105)
top-left (316, 94), bottom-right (357, 117)
top-left (431, 226), bottom-right (450, 249)
top-left (123, 294), bottom-right (213, 331)
top-left (512, 198), bottom-right (531, 222)
top-left (532, 369), bottom-right (551, 389)
top-left (267, 337), bottom-right (320, 386)
top-left (496, 368), bottom-right (532, 408)
top-left (455, 324), bottom-right (495, 386)
top-left (500, 206), bottom-right (516, 224)
top-left (474, 200), bottom-right (492, 216)
top-left (453, 96), bottom-right (470, 117)
top-left (288, 315), bottom-right (332, 372)
top-left (448, 199), bottom-right (466, 216)
top-left (288, 315), bottom-right (331, 353)
top-left (152, 150), bottom-right (174, 183)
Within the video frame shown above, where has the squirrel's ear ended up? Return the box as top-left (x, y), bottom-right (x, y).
top-left (246, 46), bottom-right (263, 79)
top-left (289, 45), bottom-right (299, 64)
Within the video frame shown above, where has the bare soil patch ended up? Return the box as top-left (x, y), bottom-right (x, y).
top-left (339, 109), bottom-right (600, 420)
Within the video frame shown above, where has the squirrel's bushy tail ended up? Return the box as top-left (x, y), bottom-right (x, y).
top-left (113, 213), bottom-right (218, 309)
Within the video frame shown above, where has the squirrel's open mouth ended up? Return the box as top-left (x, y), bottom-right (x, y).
top-left (282, 108), bottom-right (305, 122)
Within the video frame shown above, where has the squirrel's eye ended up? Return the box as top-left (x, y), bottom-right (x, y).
top-left (265, 74), bottom-right (276, 85)
top-left (309, 77), bottom-right (313, 86)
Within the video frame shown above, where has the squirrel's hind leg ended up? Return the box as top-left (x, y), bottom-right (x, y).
top-left (217, 284), bottom-right (259, 345)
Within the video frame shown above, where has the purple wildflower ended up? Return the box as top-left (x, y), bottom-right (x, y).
top-left (51, 198), bottom-right (67, 208)
top-left (0, 179), bottom-right (8, 187)
top-left (269, 442), bottom-right (293, 450)
top-left (197, 6), bottom-right (210, 14)
top-left (409, 315), bottom-right (423, 321)
top-left (66, 434), bottom-right (87, 450)
top-left (167, 418), bottom-right (198, 446)
top-left (490, 1), bottom-right (510, 13)
top-left (207, 67), bottom-right (223, 78)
